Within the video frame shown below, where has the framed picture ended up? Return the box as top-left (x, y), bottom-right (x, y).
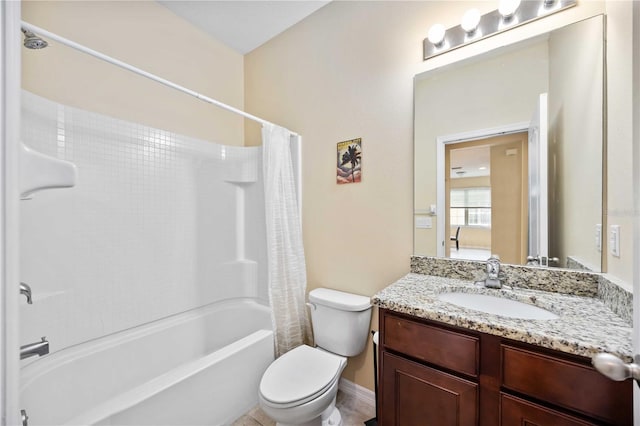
top-left (336, 138), bottom-right (362, 184)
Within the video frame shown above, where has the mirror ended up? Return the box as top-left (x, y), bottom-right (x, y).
top-left (414, 15), bottom-right (604, 272)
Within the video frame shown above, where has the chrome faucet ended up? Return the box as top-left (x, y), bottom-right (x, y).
top-left (20, 282), bottom-right (33, 304)
top-left (20, 337), bottom-right (49, 360)
top-left (484, 255), bottom-right (503, 289)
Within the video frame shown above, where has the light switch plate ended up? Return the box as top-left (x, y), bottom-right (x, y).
top-left (415, 216), bottom-right (432, 229)
top-left (610, 225), bottom-right (620, 257)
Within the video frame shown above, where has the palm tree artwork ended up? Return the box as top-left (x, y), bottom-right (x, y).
top-left (336, 138), bottom-right (362, 184)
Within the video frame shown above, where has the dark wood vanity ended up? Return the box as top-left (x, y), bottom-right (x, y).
top-left (377, 308), bottom-right (633, 426)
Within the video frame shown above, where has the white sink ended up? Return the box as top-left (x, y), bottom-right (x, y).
top-left (437, 292), bottom-right (559, 320)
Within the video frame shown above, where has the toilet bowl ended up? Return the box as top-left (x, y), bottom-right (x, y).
top-left (258, 288), bottom-right (372, 426)
top-left (259, 345), bottom-right (346, 426)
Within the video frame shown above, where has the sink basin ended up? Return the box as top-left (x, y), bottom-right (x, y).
top-left (437, 292), bottom-right (559, 320)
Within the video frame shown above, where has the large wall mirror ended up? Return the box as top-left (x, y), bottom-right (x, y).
top-left (414, 15), bottom-right (605, 272)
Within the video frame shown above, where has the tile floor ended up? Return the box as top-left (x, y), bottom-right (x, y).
top-left (449, 247), bottom-right (491, 261)
top-left (231, 390), bottom-right (376, 426)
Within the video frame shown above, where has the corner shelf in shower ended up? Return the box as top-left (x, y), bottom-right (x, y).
top-left (19, 142), bottom-right (77, 199)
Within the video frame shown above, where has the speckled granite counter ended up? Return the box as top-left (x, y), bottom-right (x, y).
top-left (373, 273), bottom-right (633, 362)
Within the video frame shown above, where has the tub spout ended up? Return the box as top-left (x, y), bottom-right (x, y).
top-left (20, 282), bottom-right (32, 304)
top-left (20, 337), bottom-right (49, 360)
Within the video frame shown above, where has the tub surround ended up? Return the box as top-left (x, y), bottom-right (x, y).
top-left (373, 257), bottom-right (633, 362)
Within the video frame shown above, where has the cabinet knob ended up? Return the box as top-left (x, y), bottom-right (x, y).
top-left (592, 353), bottom-right (640, 382)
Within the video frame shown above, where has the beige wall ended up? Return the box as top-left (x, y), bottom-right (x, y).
top-left (605, 0), bottom-right (634, 287)
top-left (245, 0), bottom-right (616, 392)
top-left (548, 17), bottom-right (604, 271)
top-left (22, 1), bottom-right (245, 146)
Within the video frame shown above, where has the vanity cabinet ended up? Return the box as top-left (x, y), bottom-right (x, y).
top-left (378, 309), bottom-right (633, 426)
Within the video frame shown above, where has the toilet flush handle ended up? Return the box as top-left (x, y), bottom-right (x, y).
top-left (306, 302), bottom-right (316, 311)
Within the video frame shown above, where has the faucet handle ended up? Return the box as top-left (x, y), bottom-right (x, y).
top-left (486, 255), bottom-right (501, 277)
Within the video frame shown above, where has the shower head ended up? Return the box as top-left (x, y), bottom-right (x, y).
top-left (21, 28), bottom-right (48, 49)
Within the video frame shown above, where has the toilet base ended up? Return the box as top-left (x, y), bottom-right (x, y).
top-left (275, 400), bottom-right (342, 426)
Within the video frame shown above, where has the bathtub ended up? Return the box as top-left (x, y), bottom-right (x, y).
top-left (20, 299), bottom-right (274, 426)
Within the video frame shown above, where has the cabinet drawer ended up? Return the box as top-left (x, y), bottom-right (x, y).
top-left (383, 314), bottom-right (479, 377)
top-left (501, 345), bottom-right (632, 424)
top-left (500, 393), bottom-right (594, 426)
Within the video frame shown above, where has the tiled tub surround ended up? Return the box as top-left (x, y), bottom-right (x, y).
top-left (373, 272), bottom-right (633, 362)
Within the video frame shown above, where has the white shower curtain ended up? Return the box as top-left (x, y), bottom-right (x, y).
top-left (262, 124), bottom-right (310, 357)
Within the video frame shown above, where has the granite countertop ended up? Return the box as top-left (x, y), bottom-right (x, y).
top-left (373, 273), bottom-right (633, 361)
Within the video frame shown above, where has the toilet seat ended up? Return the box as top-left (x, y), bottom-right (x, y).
top-left (259, 345), bottom-right (344, 409)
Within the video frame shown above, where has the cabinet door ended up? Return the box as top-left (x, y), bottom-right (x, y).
top-left (501, 394), bottom-right (594, 426)
top-left (380, 352), bottom-right (477, 426)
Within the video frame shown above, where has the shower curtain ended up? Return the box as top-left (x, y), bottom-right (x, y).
top-left (262, 124), bottom-right (310, 357)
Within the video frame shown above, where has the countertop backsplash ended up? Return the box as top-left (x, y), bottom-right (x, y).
top-left (410, 256), bottom-right (632, 324)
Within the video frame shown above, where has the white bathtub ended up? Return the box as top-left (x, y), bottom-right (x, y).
top-left (20, 299), bottom-right (274, 426)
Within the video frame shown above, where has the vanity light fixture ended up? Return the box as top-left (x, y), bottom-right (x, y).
top-left (461, 9), bottom-right (481, 35)
top-left (427, 23), bottom-right (446, 47)
top-left (540, 0), bottom-right (562, 14)
top-left (498, 0), bottom-right (522, 19)
top-left (423, 0), bottom-right (576, 60)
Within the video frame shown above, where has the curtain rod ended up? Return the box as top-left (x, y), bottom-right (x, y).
top-left (21, 21), bottom-right (298, 137)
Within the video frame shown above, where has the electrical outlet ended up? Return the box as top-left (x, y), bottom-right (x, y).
top-left (610, 225), bottom-right (620, 257)
top-left (595, 224), bottom-right (601, 252)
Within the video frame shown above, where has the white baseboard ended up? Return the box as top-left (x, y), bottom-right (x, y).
top-left (338, 378), bottom-right (376, 411)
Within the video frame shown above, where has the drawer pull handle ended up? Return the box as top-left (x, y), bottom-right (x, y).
top-left (593, 353), bottom-right (640, 383)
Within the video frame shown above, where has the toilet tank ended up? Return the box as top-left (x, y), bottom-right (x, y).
top-left (308, 288), bottom-right (372, 357)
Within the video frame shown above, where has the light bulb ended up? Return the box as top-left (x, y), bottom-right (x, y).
top-left (498, 0), bottom-right (521, 18)
top-left (427, 24), bottom-right (446, 46)
top-left (461, 9), bottom-right (481, 34)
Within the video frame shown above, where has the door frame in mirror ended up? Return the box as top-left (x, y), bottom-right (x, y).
top-left (436, 121), bottom-right (529, 257)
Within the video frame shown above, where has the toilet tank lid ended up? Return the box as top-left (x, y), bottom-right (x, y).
top-left (309, 288), bottom-right (371, 311)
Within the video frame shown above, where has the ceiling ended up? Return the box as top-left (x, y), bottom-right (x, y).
top-left (450, 145), bottom-right (490, 179)
top-left (159, 1), bottom-right (331, 54)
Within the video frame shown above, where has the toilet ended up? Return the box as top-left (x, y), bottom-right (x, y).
top-left (259, 288), bottom-right (372, 426)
